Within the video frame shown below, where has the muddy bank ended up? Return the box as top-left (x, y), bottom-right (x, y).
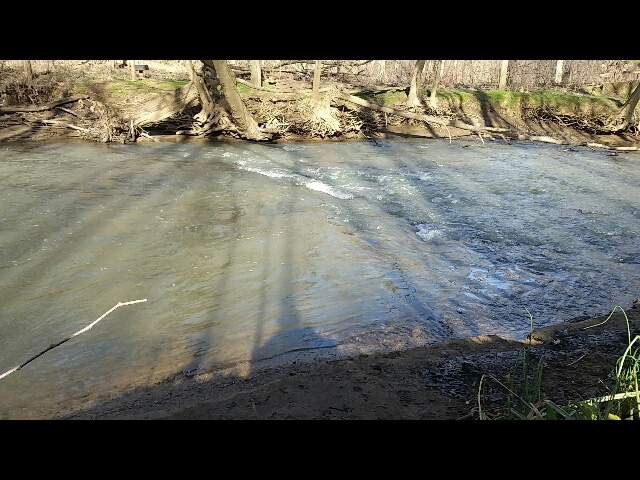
top-left (56, 304), bottom-right (640, 420)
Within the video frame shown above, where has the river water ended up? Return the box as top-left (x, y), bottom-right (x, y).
top-left (0, 137), bottom-right (638, 419)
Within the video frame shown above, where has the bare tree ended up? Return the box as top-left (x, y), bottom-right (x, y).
top-left (187, 61), bottom-right (216, 114)
top-left (187, 60), bottom-right (271, 141)
top-left (250, 60), bottom-right (262, 87)
top-left (22, 60), bottom-right (33, 83)
top-left (429, 60), bottom-right (443, 109)
top-left (212, 60), bottom-right (270, 140)
top-left (619, 82), bottom-right (640, 129)
top-left (555, 60), bottom-right (564, 84)
top-left (499, 60), bottom-right (509, 90)
top-left (407, 60), bottom-right (425, 107)
top-left (181, 60), bottom-right (242, 137)
top-left (312, 60), bottom-right (322, 103)
top-left (310, 60), bottom-right (340, 135)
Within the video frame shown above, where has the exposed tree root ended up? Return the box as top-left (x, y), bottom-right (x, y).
top-left (1, 66), bottom-right (638, 151)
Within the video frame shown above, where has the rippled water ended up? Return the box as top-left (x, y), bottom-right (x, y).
top-left (0, 137), bottom-right (638, 419)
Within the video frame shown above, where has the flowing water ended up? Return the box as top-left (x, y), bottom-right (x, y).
top-left (0, 137), bottom-right (638, 419)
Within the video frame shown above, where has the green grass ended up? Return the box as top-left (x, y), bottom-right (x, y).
top-left (155, 79), bottom-right (189, 90)
top-left (96, 74), bottom-right (629, 119)
top-left (470, 89), bottom-right (621, 111)
top-left (108, 79), bottom-right (152, 95)
top-left (433, 89), bottom-right (475, 103)
top-left (106, 79), bottom-right (189, 96)
top-left (358, 89), bottom-right (408, 106)
top-left (355, 86), bottom-right (624, 117)
top-left (479, 306), bottom-right (640, 420)
top-left (236, 82), bottom-right (252, 95)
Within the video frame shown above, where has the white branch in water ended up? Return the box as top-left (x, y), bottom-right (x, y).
top-left (71, 299), bottom-right (147, 338)
top-left (0, 299), bottom-right (148, 380)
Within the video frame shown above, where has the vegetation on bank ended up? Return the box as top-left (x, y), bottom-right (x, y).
top-left (363, 87), bottom-right (622, 110)
top-left (1, 60), bottom-right (638, 147)
top-left (480, 307), bottom-right (639, 420)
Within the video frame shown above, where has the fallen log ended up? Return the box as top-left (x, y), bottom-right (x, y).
top-left (525, 135), bottom-right (566, 145)
top-left (0, 96), bottom-right (89, 114)
top-left (586, 142), bottom-right (639, 152)
top-left (334, 92), bottom-right (510, 135)
top-left (334, 92), bottom-right (610, 149)
top-left (39, 119), bottom-right (90, 132)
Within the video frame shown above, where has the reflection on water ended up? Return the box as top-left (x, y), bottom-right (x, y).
top-left (0, 137), bottom-right (638, 418)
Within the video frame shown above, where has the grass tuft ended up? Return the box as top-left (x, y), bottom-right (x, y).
top-left (478, 305), bottom-right (639, 420)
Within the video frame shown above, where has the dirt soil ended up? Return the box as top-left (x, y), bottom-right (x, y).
top-left (58, 304), bottom-right (640, 420)
top-left (3, 61), bottom-right (640, 420)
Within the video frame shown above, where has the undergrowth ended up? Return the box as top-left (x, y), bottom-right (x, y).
top-left (478, 306), bottom-right (639, 420)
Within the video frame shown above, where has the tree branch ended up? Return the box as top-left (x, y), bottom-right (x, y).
top-left (335, 92), bottom-right (510, 134)
top-left (0, 96), bottom-right (89, 114)
top-left (0, 299), bottom-right (147, 380)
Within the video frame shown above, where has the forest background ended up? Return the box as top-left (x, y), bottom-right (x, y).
top-left (1, 60), bottom-right (639, 147)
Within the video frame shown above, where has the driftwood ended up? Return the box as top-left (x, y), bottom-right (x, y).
top-left (124, 81), bottom-right (640, 151)
top-left (586, 142), bottom-right (639, 151)
top-left (39, 119), bottom-right (90, 132)
top-left (236, 81), bottom-right (619, 148)
top-left (332, 92), bottom-right (635, 150)
top-left (0, 299), bottom-right (147, 380)
top-left (56, 106), bottom-right (80, 117)
top-left (334, 92), bottom-right (510, 135)
top-left (212, 79), bottom-right (630, 149)
top-left (132, 82), bottom-right (200, 127)
top-left (0, 96), bottom-right (89, 114)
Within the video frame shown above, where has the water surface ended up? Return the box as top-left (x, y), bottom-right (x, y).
top-left (0, 137), bottom-right (638, 418)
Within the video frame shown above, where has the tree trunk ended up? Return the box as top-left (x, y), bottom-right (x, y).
top-left (250, 60), bottom-right (262, 87)
top-left (620, 82), bottom-right (640, 127)
top-left (499, 60), bottom-right (509, 90)
top-left (188, 61), bottom-right (215, 112)
top-left (184, 60), bottom-right (234, 135)
top-left (555, 60), bottom-right (564, 84)
top-left (312, 60), bottom-right (322, 104)
top-left (429, 60), bottom-right (443, 109)
top-left (204, 60), bottom-right (271, 141)
top-left (131, 61), bottom-right (136, 81)
top-left (22, 60), bottom-right (33, 83)
top-left (407, 60), bottom-right (425, 107)
top-left (310, 61), bottom-right (340, 135)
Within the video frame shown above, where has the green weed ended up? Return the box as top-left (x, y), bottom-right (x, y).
top-left (478, 306), bottom-right (639, 420)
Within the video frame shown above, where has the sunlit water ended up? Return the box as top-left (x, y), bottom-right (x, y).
top-left (0, 137), bottom-right (638, 419)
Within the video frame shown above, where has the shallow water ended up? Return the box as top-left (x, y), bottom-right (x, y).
top-left (0, 137), bottom-right (638, 419)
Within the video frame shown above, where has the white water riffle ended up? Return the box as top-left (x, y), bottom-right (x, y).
top-left (0, 137), bottom-right (638, 418)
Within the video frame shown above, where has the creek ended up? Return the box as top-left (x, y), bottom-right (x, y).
top-left (0, 137), bottom-right (638, 419)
